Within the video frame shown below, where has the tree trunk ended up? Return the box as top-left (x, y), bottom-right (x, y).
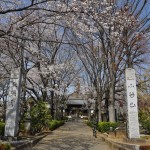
top-left (88, 108), bottom-right (91, 120)
top-left (109, 82), bottom-right (115, 122)
top-left (108, 47), bottom-right (116, 122)
top-left (98, 104), bottom-right (102, 122)
top-left (105, 89), bottom-right (109, 121)
top-left (61, 106), bottom-right (63, 120)
top-left (50, 91), bottom-right (54, 119)
top-left (95, 98), bottom-right (99, 122)
top-left (97, 94), bottom-right (102, 122)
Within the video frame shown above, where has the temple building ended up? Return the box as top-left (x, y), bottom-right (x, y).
top-left (66, 83), bottom-right (95, 119)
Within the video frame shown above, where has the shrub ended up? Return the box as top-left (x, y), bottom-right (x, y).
top-left (63, 116), bottom-right (68, 121)
top-left (109, 122), bottom-right (119, 130)
top-left (19, 122), bottom-right (25, 131)
top-left (97, 122), bottom-right (119, 133)
top-left (48, 120), bottom-right (64, 131)
top-left (139, 109), bottom-right (150, 134)
top-left (86, 120), bottom-right (119, 133)
top-left (142, 119), bottom-right (150, 134)
top-left (139, 109), bottom-right (150, 123)
top-left (30, 101), bottom-right (52, 134)
top-left (0, 122), bottom-right (5, 136)
top-left (0, 143), bottom-right (11, 150)
top-left (86, 120), bottom-right (93, 127)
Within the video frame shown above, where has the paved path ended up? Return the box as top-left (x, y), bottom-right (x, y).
top-left (32, 120), bottom-right (112, 150)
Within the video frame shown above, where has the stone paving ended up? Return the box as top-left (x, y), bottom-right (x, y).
top-left (32, 120), bottom-right (112, 150)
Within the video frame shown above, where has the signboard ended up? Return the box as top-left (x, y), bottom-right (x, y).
top-left (125, 68), bottom-right (140, 139)
top-left (5, 68), bottom-right (22, 137)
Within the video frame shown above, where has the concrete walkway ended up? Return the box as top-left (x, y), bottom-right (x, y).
top-left (32, 120), bottom-right (112, 150)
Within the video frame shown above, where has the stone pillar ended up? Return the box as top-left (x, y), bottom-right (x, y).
top-left (5, 67), bottom-right (22, 137)
top-left (125, 68), bottom-right (140, 139)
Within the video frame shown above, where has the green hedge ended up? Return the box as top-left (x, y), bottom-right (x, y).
top-left (48, 120), bottom-right (65, 131)
top-left (97, 122), bottom-right (119, 133)
top-left (86, 120), bottom-right (93, 127)
top-left (0, 122), bottom-right (5, 136)
top-left (86, 120), bottom-right (119, 133)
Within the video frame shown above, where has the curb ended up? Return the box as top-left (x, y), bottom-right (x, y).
top-left (99, 134), bottom-right (150, 150)
top-left (11, 133), bottom-right (49, 150)
top-left (99, 134), bottom-right (139, 150)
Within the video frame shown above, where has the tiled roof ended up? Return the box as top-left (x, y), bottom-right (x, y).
top-left (67, 99), bottom-right (87, 105)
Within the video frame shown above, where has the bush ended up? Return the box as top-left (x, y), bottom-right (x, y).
top-left (0, 143), bottom-right (11, 150)
top-left (86, 120), bottom-right (93, 127)
top-left (30, 101), bottom-right (52, 134)
top-left (48, 120), bottom-right (65, 131)
top-left (139, 109), bottom-right (150, 134)
top-left (0, 122), bottom-right (5, 136)
top-left (19, 122), bottom-right (25, 131)
top-left (62, 116), bottom-right (68, 121)
top-left (142, 119), bottom-right (150, 134)
top-left (97, 122), bottom-right (119, 133)
top-left (139, 109), bottom-right (149, 123)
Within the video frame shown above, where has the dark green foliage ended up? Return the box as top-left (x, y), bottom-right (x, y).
top-left (139, 109), bottom-right (149, 123)
top-left (0, 122), bottom-right (5, 136)
top-left (86, 120), bottom-right (93, 127)
top-left (142, 120), bottom-right (150, 134)
top-left (4, 143), bottom-right (11, 150)
top-left (97, 122), bottom-right (119, 133)
top-left (30, 101), bottom-right (52, 134)
top-left (139, 109), bottom-right (150, 134)
top-left (0, 143), bottom-right (11, 150)
top-left (86, 120), bottom-right (97, 128)
top-left (19, 122), bottom-right (25, 131)
top-left (48, 120), bottom-right (65, 131)
top-left (63, 116), bottom-right (68, 121)
top-left (86, 120), bottom-right (119, 133)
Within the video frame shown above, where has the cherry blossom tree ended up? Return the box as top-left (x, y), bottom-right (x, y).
top-left (64, 0), bottom-right (150, 122)
top-left (0, 0), bottom-right (149, 122)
